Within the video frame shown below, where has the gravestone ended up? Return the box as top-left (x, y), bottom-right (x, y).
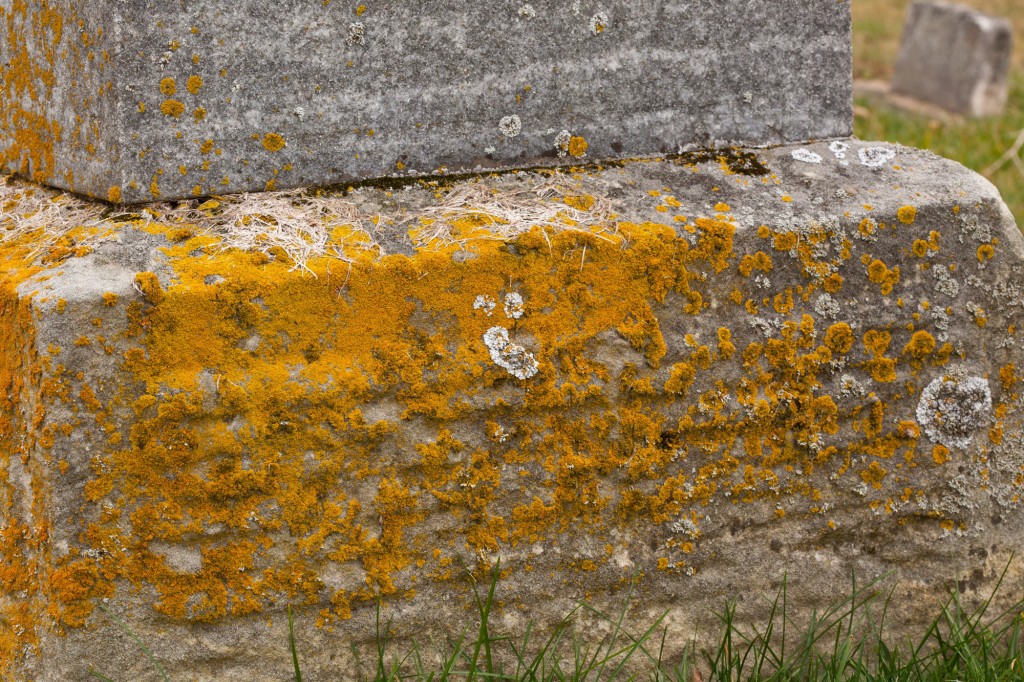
top-left (4, 141), bottom-right (1024, 682)
top-left (891, 1), bottom-right (1013, 117)
top-left (0, 0), bottom-right (851, 203)
top-left (3, 1), bottom-right (1024, 682)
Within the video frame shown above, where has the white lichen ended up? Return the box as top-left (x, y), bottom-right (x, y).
top-left (858, 146), bottom-right (896, 169)
top-left (828, 140), bottom-right (850, 160)
top-left (483, 326), bottom-right (539, 380)
top-left (932, 265), bottom-right (960, 298)
top-left (814, 293), bottom-right (840, 319)
top-left (346, 22), bottom-right (365, 46)
top-left (554, 130), bottom-right (572, 158)
top-left (474, 294), bottom-right (496, 316)
top-left (518, 4), bottom-right (537, 18)
top-left (504, 292), bottom-right (525, 319)
top-left (916, 374), bottom-right (992, 450)
top-left (929, 305), bottom-right (951, 343)
top-left (791, 148), bottom-right (823, 164)
top-left (499, 115), bottom-right (523, 139)
top-left (838, 374), bottom-right (866, 400)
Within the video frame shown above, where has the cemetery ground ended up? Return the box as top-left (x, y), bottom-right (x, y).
top-left (853, 0), bottom-right (1024, 225)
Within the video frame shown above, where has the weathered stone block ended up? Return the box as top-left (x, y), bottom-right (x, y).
top-left (2, 141), bottom-right (1024, 680)
top-left (0, 0), bottom-right (852, 204)
top-left (891, 1), bottom-right (1013, 117)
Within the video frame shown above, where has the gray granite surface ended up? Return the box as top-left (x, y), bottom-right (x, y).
top-left (1, 0), bottom-right (852, 203)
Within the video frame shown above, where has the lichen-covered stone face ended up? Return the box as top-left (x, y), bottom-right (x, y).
top-left (2, 141), bottom-right (1024, 680)
top-left (0, 0), bottom-right (852, 203)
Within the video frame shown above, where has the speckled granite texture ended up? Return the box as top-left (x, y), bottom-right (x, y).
top-left (1, 0), bottom-right (852, 202)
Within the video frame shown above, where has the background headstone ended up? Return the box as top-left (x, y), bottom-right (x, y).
top-left (891, 1), bottom-right (1013, 117)
top-left (0, 0), bottom-right (852, 203)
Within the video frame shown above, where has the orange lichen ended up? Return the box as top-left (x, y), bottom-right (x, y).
top-left (134, 272), bottom-right (165, 305)
top-left (160, 99), bottom-right (185, 117)
top-left (568, 135), bottom-right (588, 158)
top-left (862, 330), bottom-right (897, 383)
top-left (159, 77), bottom-right (177, 95)
top-left (564, 195), bottom-right (594, 211)
top-left (186, 74), bottom-right (203, 94)
top-left (978, 244), bottom-right (995, 263)
top-left (262, 133), bottom-right (286, 152)
top-left (866, 259), bottom-right (899, 296)
top-left (858, 218), bottom-right (876, 238)
top-left (903, 330), bottom-right (935, 359)
top-left (823, 273), bottom-right (843, 293)
top-left (897, 205), bottom-right (916, 224)
top-left (738, 251), bottom-right (772, 277)
top-left (823, 322), bottom-right (853, 354)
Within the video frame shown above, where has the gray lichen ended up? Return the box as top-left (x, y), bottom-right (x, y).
top-left (916, 374), bottom-right (993, 450)
top-left (483, 326), bottom-right (539, 379)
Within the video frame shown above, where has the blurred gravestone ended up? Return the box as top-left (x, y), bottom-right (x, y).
top-left (891, 1), bottom-right (1012, 117)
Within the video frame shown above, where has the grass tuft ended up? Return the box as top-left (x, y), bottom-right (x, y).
top-left (87, 558), bottom-right (1024, 681)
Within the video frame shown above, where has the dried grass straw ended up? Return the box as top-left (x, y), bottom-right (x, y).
top-left (1, 174), bottom-right (616, 273)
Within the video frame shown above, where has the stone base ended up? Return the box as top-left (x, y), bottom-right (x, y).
top-left (2, 141), bottom-right (1024, 680)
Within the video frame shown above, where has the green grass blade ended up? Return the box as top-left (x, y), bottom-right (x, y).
top-left (463, 558), bottom-right (501, 681)
top-left (94, 602), bottom-right (171, 682)
top-left (87, 671), bottom-right (117, 681)
top-left (287, 605), bottom-right (303, 682)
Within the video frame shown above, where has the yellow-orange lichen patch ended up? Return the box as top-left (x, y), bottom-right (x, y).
top-left (897, 205), bottom-right (916, 225)
top-left (159, 77), bottom-right (177, 96)
top-left (824, 322), bottom-right (853, 354)
top-left (738, 251), bottom-right (772, 277)
top-left (262, 133), bottom-right (286, 152)
top-left (186, 75), bottom-right (204, 94)
top-left (903, 330), bottom-right (935, 359)
top-left (866, 259), bottom-right (899, 296)
top-left (862, 329), bottom-right (897, 383)
top-left (160, 99), bottom-right (185, 118)
top-left (568, 135), bottom-right (588, 159)
top-left (564, 195), bottom-right (595, 211)
top-left (134, 272), bottom-right (165, 305)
